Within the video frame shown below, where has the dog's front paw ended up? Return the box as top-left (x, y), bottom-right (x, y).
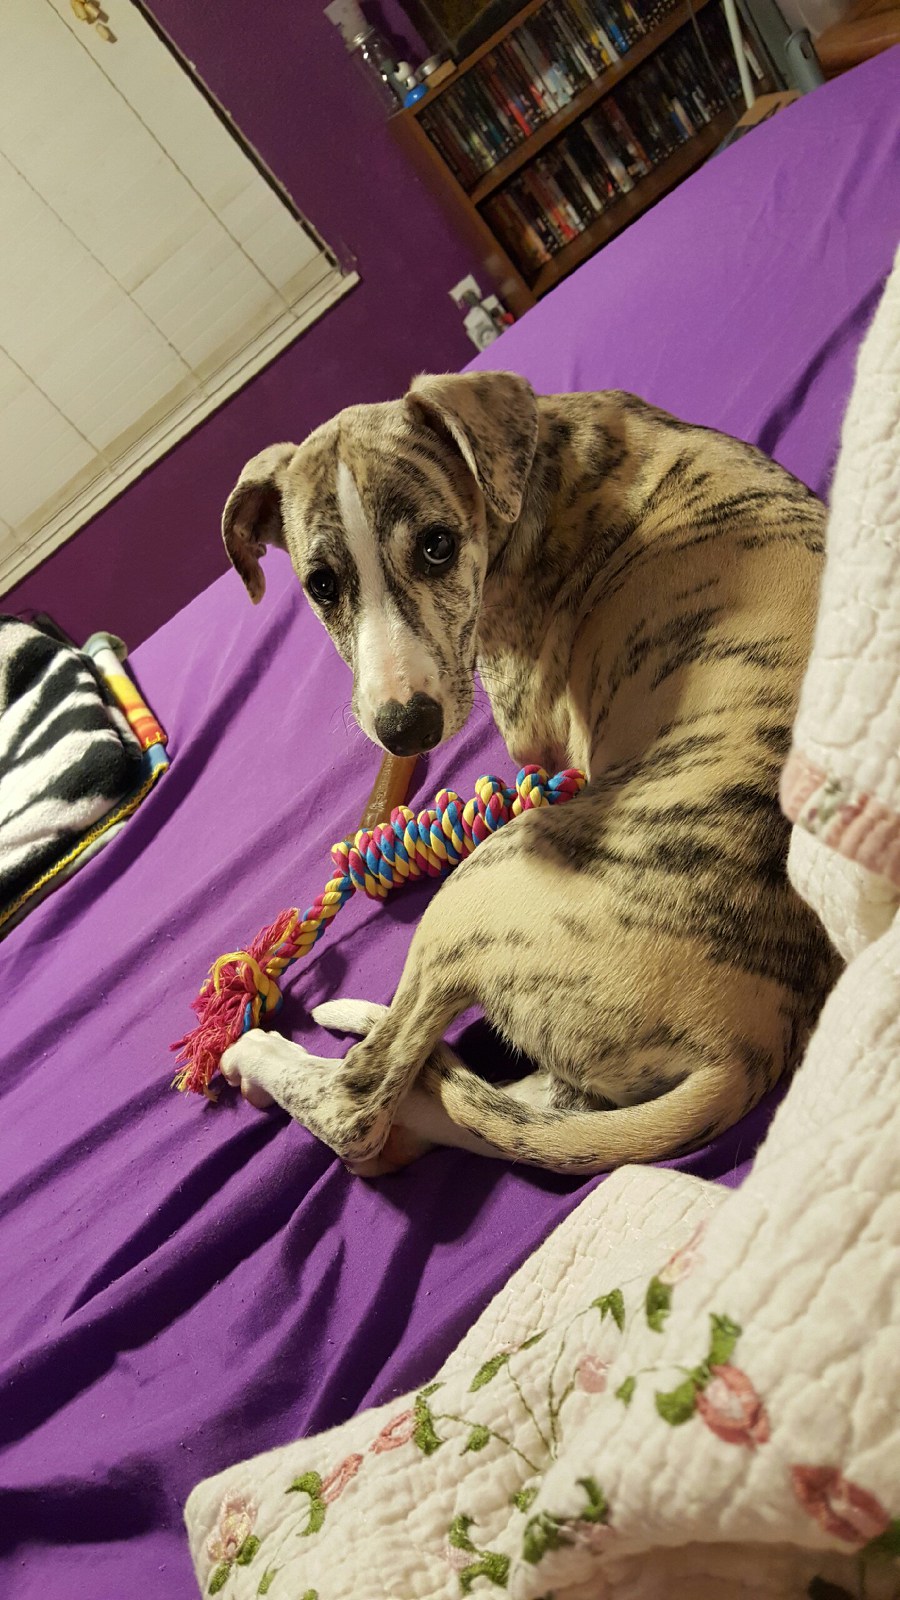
top-left (311, 997), bottom-right (388, 1037)
top-left (220, 1028), bottom-right (312, 1110)
top-left (220, 1029), bottom-right (387, 1163)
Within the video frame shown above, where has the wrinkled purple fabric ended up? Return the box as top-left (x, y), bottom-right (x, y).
top-left (2, 52), bottom-right (898, 1600)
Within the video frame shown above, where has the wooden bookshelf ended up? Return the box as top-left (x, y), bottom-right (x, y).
top-left (468, 0), bottom-right (715, 202)
top-left (392, 0), bottom-right (748, 310)
top-left (531, 104), bottom-right (732, 292)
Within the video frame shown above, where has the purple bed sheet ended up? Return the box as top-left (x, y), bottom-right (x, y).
top-left (2, 51), bottom-right (899, 1600)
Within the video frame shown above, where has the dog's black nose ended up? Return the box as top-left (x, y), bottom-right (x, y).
top-left (374, 693), bottom-right (444, 756)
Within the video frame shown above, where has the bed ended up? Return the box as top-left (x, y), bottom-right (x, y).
top-left (2, 49), bottom-right (898, 1600)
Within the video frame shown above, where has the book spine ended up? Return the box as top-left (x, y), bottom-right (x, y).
top-left (445, 88), bottom-right (494, 173)
top-left (569, 123), bottom-right (618, 200)
top-left (508, 192), bottom-right (553, 265)
top-left (516, 178), bottom-right (563, 254)
top-left (502, 35), bottom-right (551, 119)
top-left (488, 48), bottom-right (539, 133)
top-left (583, 112), bottom-right (633, 191)
top-left (538, 4), bottom-right (589, 89)
top-left (489, 65), bottom-right (533, 139)
top-left (468, 71), bottom-right (517, 155)
top-left (561, 146), bottom-right (605, 213)
top-left (488, 193), bottom-right (551, 270)
top-left (588, 0), bottom-right (631, 55)
top-left (456, 78), bottom-right (508, 165)
top-left (513, 26), bottom-right (563, 113)
top-left (527, 16), bottom-right (577, 102)
top-left (522, 165), bottom-right (573, 244)
top-left (515, 173), bottom-right (559, 250)
top-left (537, 155), bottom-right (584, 234)
top-left (421, 107), bottom-right (472, 187)
top-left (565, 0), bottom-right (617, 69)
top-left (549, 148), bottom-right (596, 226)
top-left (604, 96), bottom-right (652, 172)
top-left (473, 61), bottom-right (521, 146)
top-left (552, 1), bottom-right (599, 80)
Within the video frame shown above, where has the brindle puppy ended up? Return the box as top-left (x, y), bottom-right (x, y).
top-left (219, 372), bottom-right (837, 1176)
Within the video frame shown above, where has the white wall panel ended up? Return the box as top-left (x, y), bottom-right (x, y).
top-left (0, 0), bottom-right (355, 592)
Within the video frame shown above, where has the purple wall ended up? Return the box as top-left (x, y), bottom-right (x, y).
top-left (3, 0), bottom-right (479, 648)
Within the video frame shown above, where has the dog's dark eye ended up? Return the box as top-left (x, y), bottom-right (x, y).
top-left (307, 566), bottom-right (339, 606)
top-left (418, 526), bottom-right (457, 570)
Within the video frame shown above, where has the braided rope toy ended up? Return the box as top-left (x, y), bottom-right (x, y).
top-left (171, 763), bottom-right (587, 1097)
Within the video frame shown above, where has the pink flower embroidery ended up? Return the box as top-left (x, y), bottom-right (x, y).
top-left (658, 1222), bottom-right (707, 1287)
top-left (570, 1518), bottom-right (615, 1552)
top-left (442, 1541), bottom-right (472, 1572)
top-left (320, 1452), bottom-right (363, 1503)
top-left (576, 1355), bottom-right (609, 1393)
top-left (370, 1409), bottom-right (416, 1454)
top-left (791, 1466), bottom-right (890, 1546)
top-left (696, 1365), bottom-right (770, 1448)
top-left (206, 1490), bottom-right (258, 1563)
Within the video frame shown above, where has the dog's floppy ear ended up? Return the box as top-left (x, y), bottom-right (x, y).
top-left (222, 443), bottom-right (296, 604)
top-left (407, 371), bottom-right (538, 524)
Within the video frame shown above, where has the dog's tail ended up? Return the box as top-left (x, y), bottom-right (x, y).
top-left (423, 1051), bottom-right (747, 1174)
top-left (311, 998), bottom-right (752, 1175)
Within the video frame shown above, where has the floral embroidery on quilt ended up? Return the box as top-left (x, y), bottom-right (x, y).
top-left (206, 1490), bottom-right (264, 1593)
top-left (802, 1483), bottom-right (900, 1599)
top-left (652, 1312), bottom-right (770, 1445)
top-left (262, 1243), bottom-right (863, 1597)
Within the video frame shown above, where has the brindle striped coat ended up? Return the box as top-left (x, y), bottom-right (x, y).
top-left (218, 372), bottom-right (837, 1176)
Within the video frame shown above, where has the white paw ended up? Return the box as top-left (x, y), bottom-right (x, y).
top-left (221, 1028), bottom-right (309, 1110)
top-left (311, 997), bottom-right (388, 1037)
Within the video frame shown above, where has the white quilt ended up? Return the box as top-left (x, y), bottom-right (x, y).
top-left (184, 245), bottom-right (900, 1600)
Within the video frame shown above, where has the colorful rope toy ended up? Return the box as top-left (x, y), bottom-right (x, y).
top-left (171, 764), bottom-right (587, 1097)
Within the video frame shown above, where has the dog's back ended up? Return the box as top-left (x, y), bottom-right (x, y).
top-left (456, 392), bottom-right (837, 1161)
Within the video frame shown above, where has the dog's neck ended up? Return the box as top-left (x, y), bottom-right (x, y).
top-left (486, 398), bottom-right (642, 605)
top-left (476, 395), bottom-right (643, 773)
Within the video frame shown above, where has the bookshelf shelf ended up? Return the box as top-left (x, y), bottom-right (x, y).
top-left (468, 0), bottom-right (714, 203)
top-left (530, 105), bottom-right (733, 291)
top-left (391, 0), bottom-right (754, 310)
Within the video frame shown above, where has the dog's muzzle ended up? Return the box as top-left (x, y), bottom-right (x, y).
top-left (374, 693), bottom-right (443, 756)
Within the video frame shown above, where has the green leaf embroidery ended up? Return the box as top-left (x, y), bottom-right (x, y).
top-left (464, 1425), bottom-right (492, 1453)
top-left (512, 1486), bottom-right (539, 1513)
top-left (208, 1564), bottom-right (231, 1595)
top-left (286, 1470), bottom-right (326, 1537)
top-left (523, 1510), bottom-right (570, 1564)
top-left (235, 1534), bottom-right (261, 1566)
top-left (413, 1388), bottom-right (443, 1456)
top-left (519, 1331), bottom-right (546, 1350)
top-left (645, 1277), bottom-right (672, 1333)
top-left (469, 1351), bottom-right (511, 1391)
top-left (449, 1514), bottom-right (477, 1553)
top-left (257, 1571), bottom-right (278, 1596)
top-left (299, 1592), bottom-right (318, 1600)
top-left (615, 1375), bottom-right (636, 1406)
top-left (459, 1552), bottom-right (510, 1593)
top-left (708, 1313), bottom-right (742, 1368)
top-left (862, 1516), bottom-right (900, 1559)
top-left (592, 1289), bottom-right (625, 1332)
top-left (655, 1376), bottom-right (698, 1425)
top-left (576, 1476), bottom-right (608, 1525)
top-left (420, 1381), bottom-right (442, 1399)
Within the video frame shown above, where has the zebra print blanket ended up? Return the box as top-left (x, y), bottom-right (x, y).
top-left (0, 616), bottom-right (147, 929)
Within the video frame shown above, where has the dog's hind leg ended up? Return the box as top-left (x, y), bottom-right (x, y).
top-left (221, 897), bottom-right (479, 1164)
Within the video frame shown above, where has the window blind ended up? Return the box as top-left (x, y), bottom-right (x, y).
top-left (0, 0), bottom-right (356, 591)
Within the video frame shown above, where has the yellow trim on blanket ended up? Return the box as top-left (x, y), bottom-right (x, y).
top-left (0, 757), bottom-right (166, 932)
